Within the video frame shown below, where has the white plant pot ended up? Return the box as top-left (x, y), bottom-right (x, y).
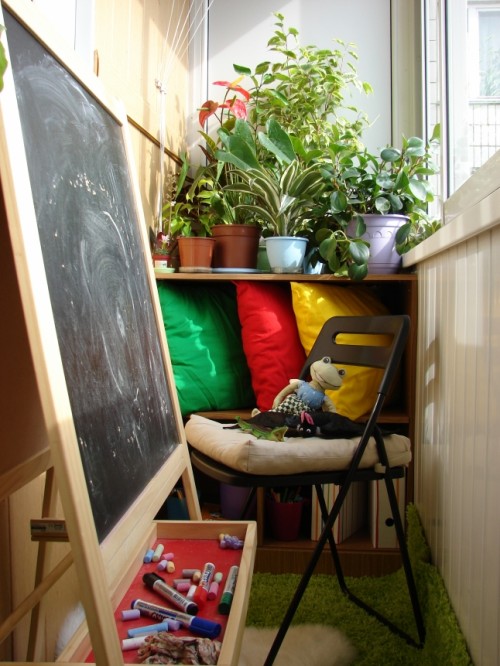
top-left (264, 236), bottom-right (307, 274)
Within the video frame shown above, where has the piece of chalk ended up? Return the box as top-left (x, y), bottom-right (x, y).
top-left (156, 560), bottom-right (168, 572)
top-left (162, 552), bottom-right (175, 561)
top-left (173, 578), bottom-right (187, 587)
top-left (208, 581), bottom-right (219, 600)
top-left (168, 619), bottom-right (181, 631)
top-left (186, 584), bottom-right (197, 599)
top-left (121, 608), bottom-right (140, 621)
top-left (182, 568), bottom-right (199, 578)
top-left (128, 621), bottom-right (169, 638)
top-left (122, 636), bottom-right (148, 651)
top-left (192, 570), bottom-right (201, 583)
top-left (214, 572), bottom-right (224, 583)
top-left (152, 544), bottom-right (164, 562)
top-left (143, 548), bottom-right (155, 563)
top-left (166, 561), bottom-right (175, 573)
top-left (176, 581), bottom-right (191, 594)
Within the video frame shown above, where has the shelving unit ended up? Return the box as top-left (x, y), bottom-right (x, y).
top-left (157, 271), bottom-right (418, 576)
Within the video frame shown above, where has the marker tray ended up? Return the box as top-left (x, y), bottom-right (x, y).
top-left (84, 520), bottom-right (257, 666)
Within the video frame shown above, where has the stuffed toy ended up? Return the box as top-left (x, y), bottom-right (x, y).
top-left (271, 356), bottom-right (345, 416)
top-left (234, 410), bottom-right (365, 441)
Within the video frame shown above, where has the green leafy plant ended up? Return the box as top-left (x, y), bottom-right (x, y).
top-left (312, 125), bottom-right (441, 279)
top-left (198, 13), bottom-right (371, 171)
top-left (395, 212), bottom-right (442, 255)
top-left (231, 12), bottom-right (371, 154)
top-left (161, 157), bottom-right (215, 239)
top-left (325, 125), bottom-right (440, 225)
top-left (216, 118), bottom-right (326, 237)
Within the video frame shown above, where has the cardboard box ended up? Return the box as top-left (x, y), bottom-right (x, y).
top-left (311, 482), bottom-right (367, 543)
top-left (369, 474), bottom-right (406, 548)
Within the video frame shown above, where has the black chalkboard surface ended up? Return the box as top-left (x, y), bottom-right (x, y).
top-left (5, 10), bottom-right (179, 542)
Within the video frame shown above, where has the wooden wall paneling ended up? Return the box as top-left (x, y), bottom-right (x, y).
top-left (93, 0), bottom-right (190, 238)
top-left (414, 225), bottom-right (500, 666)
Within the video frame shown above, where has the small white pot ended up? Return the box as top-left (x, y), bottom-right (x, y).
top-left (264, 236), bottom-right (308, 274)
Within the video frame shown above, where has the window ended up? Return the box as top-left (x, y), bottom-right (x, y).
top-left (426, 0), bottom-right (500, 199)
top-left (31, 0), bottom-right (94, 69)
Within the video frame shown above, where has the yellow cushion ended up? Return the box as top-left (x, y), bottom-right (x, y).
top-left (290, 283), bottom-right (390, 420)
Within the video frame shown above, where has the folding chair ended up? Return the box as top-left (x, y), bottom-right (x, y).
top-left (187, 315), bottom-right (425, 664)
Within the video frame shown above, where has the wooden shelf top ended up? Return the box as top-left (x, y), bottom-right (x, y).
top-left (155, 271), bottom-right (418, 283)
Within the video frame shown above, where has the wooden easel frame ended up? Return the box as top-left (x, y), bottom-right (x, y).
top-left (0, 0), bottom-right (205, 662)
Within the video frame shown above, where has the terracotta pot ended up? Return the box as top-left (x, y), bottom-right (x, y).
top-left (177, 237), bottom-right (215, 270)
top-left (212, 224), bottom-right (260, 269)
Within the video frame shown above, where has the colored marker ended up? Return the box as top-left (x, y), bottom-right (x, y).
top-left (193, 562), bottom-right (215, 606)
top-left (127, 621), bottom-right (169, 638)
top-left (131, 599), bottom-right (221, 639)
top-left (143, 573), bottom-right (198, 615)
top-left (218, 565), bottom-right (239, 615)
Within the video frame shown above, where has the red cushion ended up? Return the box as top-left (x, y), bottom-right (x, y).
top-left (235, 282), bottom-right (307, 411)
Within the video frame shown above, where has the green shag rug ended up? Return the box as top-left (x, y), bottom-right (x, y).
top-left (246, 505), bottom-right (472, 665)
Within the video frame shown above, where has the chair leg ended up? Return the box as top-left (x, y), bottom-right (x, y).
top-left (316, 479), bottom-right (426, 649)
top-left (262, 483), bottom-right (349, 666)
top-left (238, 486), bottom-right (257, 520)
top-left (263, 470), bottom-right (425, 664)
top-left (314, 483), bottom-right (348, 593)
top-left (384, 473), bottom-right (426, 645)
top-left (326, 475), bottom-right (425, 648)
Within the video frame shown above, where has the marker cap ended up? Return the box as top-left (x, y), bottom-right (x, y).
top-left (192, 584), bottom-right (208, 606)
top-left (189, 616), bottom-right (221, 639)
top-left (218, 591), bottom-right (233, 615)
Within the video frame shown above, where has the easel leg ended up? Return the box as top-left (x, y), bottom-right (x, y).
top-left (26, 467), bottom-right (58, 661)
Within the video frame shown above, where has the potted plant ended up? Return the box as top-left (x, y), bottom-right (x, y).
top-left (194, 14), bottom-right (441, 278)
top-left (207, 12), bottom-right (372, 160)
top-left (195, 14), bottom-right (373, 271)
top-left (161, 160), bottom-right (216, 271)
top-left (312, 125), bottom-right (441, 279)
top-left (216, 118), bottom-right (326, 273)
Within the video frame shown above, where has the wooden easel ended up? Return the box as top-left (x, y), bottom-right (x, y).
top-left (0, 2), bottom-right (254, 664)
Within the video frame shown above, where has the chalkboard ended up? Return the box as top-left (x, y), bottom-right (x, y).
top-left (4, 9), bottom-right (180, 542)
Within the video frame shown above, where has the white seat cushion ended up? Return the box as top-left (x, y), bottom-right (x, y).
top-left (185, 414), bottom-right (411, 475)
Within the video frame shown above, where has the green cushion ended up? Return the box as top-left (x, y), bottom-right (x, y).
top-left (157, 282), bottom-right (255, 415)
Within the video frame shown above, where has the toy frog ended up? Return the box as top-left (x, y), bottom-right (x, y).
top-left (271, 356), bottom-right (345, 415)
